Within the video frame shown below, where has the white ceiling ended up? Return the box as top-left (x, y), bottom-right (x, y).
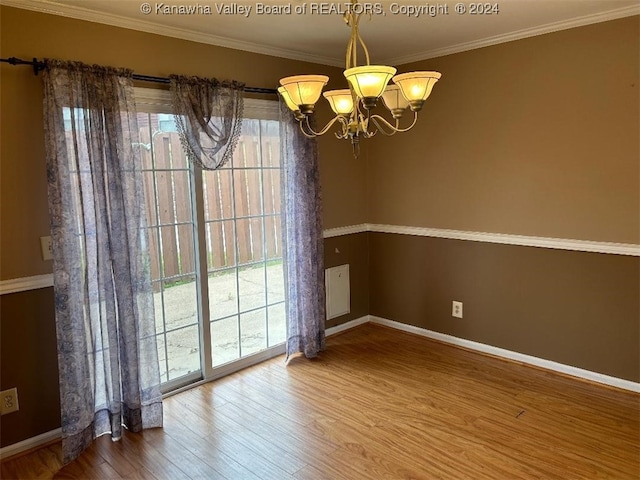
top-left (3, 0), bottom-right (639, 66)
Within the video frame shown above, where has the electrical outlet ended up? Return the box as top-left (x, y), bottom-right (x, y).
top-left (0, 388), bottom-right (19, 415)
top-left (452, 301), bottom-right (463, 319)
top-left (40, 236), bottom-right (53, 261)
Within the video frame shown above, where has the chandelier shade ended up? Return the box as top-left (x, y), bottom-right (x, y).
top-left (278, 86), bottom-right (300, 113)
top-left (323, 89), bottom-right (354, 115)
top-left (343, 66), bottom-right (397, 104)
top-left (392, 71), bottom-right (442, 110)
top-left (381, 85), bottom-right (409, 117)
top-left (279, 75), bottom-right (329, 113)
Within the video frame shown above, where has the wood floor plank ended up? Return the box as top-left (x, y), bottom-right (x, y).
top-left (116, 430), bottom-right (192, 480)
top-left (120, 467), bottom-right (160, 480)
top-left (135, 427), bottom-right (224, 479)
top-left (208, 407), bottom-right (308, 475)
top-left (152, 410), bottom-right (264, 480)
top-left (92, 436), bottom-right (139, 477)
top-left (2, 445), bottom-right (63, 479)
top-left (2, 324), bottom-right (638, 479)
top-left (213, 399), bottom-right (340, 460)
top-left (203, 430), bottom-right (294, 479)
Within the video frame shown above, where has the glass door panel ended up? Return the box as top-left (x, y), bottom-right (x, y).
top-left (204, 118), bottom-right (285, 368)
top-left (138, 111), bottom-right (202, 387)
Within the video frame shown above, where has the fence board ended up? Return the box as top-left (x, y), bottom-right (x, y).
top-left (138, 120), bottom-right (283, 280)
top-left (207, 178), bottom-right (224, 269)
top-left (234, 140), bottom-right (252, 263)
top-left (156, 137), bottom-right (179, 278)
top-left (169, 136), bottom-right (195, 275)
top-left (217, 171), bottom-right (235, 267)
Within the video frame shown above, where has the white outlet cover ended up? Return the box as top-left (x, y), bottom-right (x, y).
top-left (452, 301), bottom-right (463, 319)
top-left (0, 387), bottom-right (19, 415)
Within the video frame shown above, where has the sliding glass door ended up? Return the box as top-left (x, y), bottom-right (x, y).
top-left (136, 90), bottom-right (285, 391)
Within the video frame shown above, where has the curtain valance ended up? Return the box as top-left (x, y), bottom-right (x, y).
top-left (170, 74), bottom-right (245, 170)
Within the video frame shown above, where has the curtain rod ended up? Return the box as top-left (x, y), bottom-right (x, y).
top-left (0, 57), bottom-right (279, 95)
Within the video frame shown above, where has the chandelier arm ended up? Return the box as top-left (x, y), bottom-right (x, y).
top-left (369, 116), bottom-right (398, 137)
top-left (303, 114), bottom-right (346, 136)
top-left (355, 99), bottom-right (368, 131)
top-left (352, 12), bottom-right (358, 67)
top-left (369, 111), bottom-right (419, 134)
top-left (336, 116), bottom-right (350, 138)
top-left (350, 14), bottom-right (359, 68)
top-left (299, 121), bottom-right (318, 138)
top-left (360, 108), bottom-right (376, 137)
top-left (346, 22), bottom-right (355, 69)
top-left (355, 16), bottom-right (371, 66)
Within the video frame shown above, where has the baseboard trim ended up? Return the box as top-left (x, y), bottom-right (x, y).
top-left (369, 316), bottom-right (640, 393)
top-left (326, 315), bottom-right (370, 337)
top-left (0, 428), bottom-right (62, 461)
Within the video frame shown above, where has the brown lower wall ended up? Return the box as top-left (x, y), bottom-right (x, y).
top-left (324, 233), bottom-right (370, 329)
top-left (0, 288), bottom-right (61, 448)
top-left (369, 232), bottom-right (640, 383)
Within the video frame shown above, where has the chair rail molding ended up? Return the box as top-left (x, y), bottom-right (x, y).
top-left (0, 274), bottom-right (54, 295)
top-left (3, 225), bottom-right (637, 295)
top-left (323, 223), bottom-right (640, 256)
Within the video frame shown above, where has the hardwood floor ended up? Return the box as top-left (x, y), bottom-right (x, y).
top-left (2, 323), bottom-right (639, 479)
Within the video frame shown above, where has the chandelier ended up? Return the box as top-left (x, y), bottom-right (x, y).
top-left (278, 0), bottom-right (442, 156)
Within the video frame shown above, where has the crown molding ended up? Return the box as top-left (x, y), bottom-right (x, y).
top-left (0, 0), bottom-right (343, 67)
top-left (4, 1), bottom-right (637, 69)
top-left (385, 4), bottom-right (640, 66)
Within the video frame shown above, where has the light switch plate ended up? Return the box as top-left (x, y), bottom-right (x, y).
top-left (40, 236), bottom-right (53, 261)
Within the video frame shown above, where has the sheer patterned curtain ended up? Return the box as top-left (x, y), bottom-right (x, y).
top-left (42, 60), bottom-right (163, 464)
top-left (280, 102), bottom-right (326, 359)
top-left (170, 75), bottom-right (245, 170)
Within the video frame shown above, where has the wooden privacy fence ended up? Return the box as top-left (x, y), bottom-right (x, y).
top-left (138, 116), bottom-right (282, 285)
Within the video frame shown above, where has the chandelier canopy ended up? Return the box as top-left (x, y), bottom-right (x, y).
top-left (278, 0), bottom-right (442, 156)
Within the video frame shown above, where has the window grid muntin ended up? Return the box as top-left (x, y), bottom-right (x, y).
top-left (143, 113), bottom-right (170, 382)
top-left (258, 122), bottom-right (270, 347)
top-left (142, 111), bottom-right (200, 383)
top-left (209, 300), bottom-right (285, 325)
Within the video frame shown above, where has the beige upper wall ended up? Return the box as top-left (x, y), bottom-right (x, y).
top-left (0, 6), bottom-right (367, 280)
top-left (3, 8), bottom-right (637, 281)
top-left (368, 16), bottom-right (639, 244)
